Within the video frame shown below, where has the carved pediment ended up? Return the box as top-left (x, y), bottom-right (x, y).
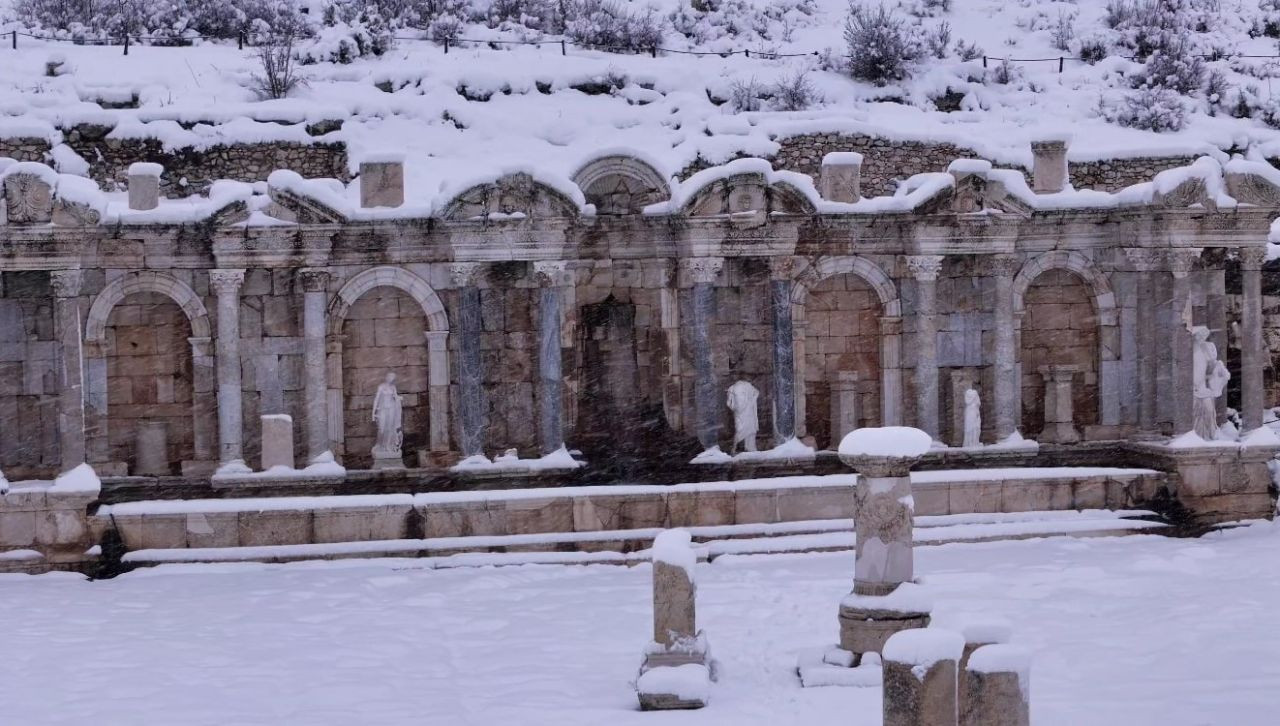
top-left (3, 172), bottom-right (54, 224)
top-left (914, 173), bottom-right (1031, 217)
top-left (1225, 172), bottom-right (1280, 207)
top-left (266, 187), bottom-right (346, 225)
top-left (1152, 177), bottom-right (1216, 211)
top-left (572, 155), bottom-right (670, 214)
top-left (442, 172), bottom-right (581, 222)
top-left (52, 198), bottom-right (101, 226)
top-left (682, 172), bottom-right (815, 223)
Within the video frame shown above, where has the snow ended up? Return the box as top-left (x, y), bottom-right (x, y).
top-left (839, 426), bottom-right (933, 459)
top-left (1241, 426), bottom-right (1280, 447)
top-left (882, 628), bottom-right (966, 669)
top-left (822, 151), bottom-right (863, 166)
top-left (968, 643), bottom-right (1033, 676)
top-left (651, 529), bottom-right (696, 576)
top-left (128, 162), bottom-right (163, 177)
top-left (7, 521), bottom-right (1280, 723)
top-left (48, 463), bottom-right (101, 495)
top-left (0, 467), bottom-right (8, 495)
top-left (636, 663), bottom-right (711, 701)
top-left (840, 581), bottom-right (935, 615)
top-left (961, 619), bottom-right (1014, 646)
top-left (449, 446), bottom-right (583, 473)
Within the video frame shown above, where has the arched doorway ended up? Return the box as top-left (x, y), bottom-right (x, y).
top-left (1019, 268), bottom-right (1100, 436)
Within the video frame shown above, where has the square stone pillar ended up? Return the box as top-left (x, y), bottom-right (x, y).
top-left (451, 263), bottom-right (486, 458)
top-left (990, 256), bottom-right (1020, 441)
top-left (906, 256), bottom-right (944, 439)
top-left (1030, 139), bottom-right (1069, 194)
top-left (961, 644), bottom-right (1031, 726)
top-left (210, 269), bottom-right (247, 468)
top-left (819, 152), bottom-right (862, 203)
top-left (769, 262), bottom-right (796, 443)
top-left (1239, 247), bottom-right (1267, 432)
top-left (829, 371), bottom-right (860, 449)
top-left (50, 269), bottom-right (85, 474)
top-left (359, 157), bottom-right (404, 208)
top-left (883, 628), bottom-right (964, 726)
top-left (299, 269), bottom-right (330, 464)
top-left (1038, 364), bottom-right (1081, 444)
top-left (188, 336), bottom-right (216, 468)
top-left (638, 529), bottom-right (710, 711)
top-left (1124, 249), bottom-right (1164, 438)
top-left (684, 258), bottom-right (724, 450)
top-left (127, 162), bottom-right (162, 211)
top-left (533, 261), bottom-right (571, 455)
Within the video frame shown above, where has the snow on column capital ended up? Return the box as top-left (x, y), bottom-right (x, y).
top-left (360, 153), bottom-right (405, 209)
top-left (838, 425), bottom-right (932, 477)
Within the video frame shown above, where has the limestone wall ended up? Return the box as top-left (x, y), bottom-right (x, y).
top-left (1019, 268), bottom-right (1100, 434)
top-left (803, 272), bottom-right (883, 448)
top-left (0, 136), bottom-right (50, 163)
top-left (0, 272), bottom-right (60, 479)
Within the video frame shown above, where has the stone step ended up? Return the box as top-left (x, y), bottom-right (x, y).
top-left (120, 510), bottom-right (1165, 569)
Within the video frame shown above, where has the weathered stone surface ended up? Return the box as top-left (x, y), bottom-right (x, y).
top-left (260, 415), bottom-right (295, 470)
top-left (961, 645), bottom-right (1031, 726)
top-left (883, 629), bottom-right (964, 726)
top-left (360, 159), bottom-right (404, 208)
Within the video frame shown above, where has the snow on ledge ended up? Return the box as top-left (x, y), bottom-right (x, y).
top-left (50, 463), bottom-right (101, 495)
top-left (450, 447), bottom-right (583, 474)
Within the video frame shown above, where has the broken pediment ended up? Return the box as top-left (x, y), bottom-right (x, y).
top-left (442, 172), bottom-right (581, 222)
top-left (572, 155), bottom-right (671, 215)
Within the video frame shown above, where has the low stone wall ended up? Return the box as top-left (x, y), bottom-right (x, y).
top-left (1069, 156), bottom-right (1198, 192)
top-left (0, 136), bottom-right (51, 162)
top-left (0, 482), bottom-right (98, 572)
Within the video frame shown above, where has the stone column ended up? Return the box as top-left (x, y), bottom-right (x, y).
top-left (1240, 247), bottom-right (1266, 433)
top-left (770, 261), bottom-right (796, 443)
top-left (879, 315), bottom-right (904, 426)
top-left (1168, 250), bottom-right (1201, 436)
top-left (425, 330), bottom-right (451, 454)
top-left (188, 336), bottom-right (216, 467)
top-left (299, 269), bottom-right (330, 463)
top-left (883, 628), bottom-right (964, 726)
top-left (685, 258), bottom-right (724, 450)
top-left (1124, 249), bottom-right (1162, 437)
top-left (1038, 364), bottom-right (1081, 444)
top-left (837, 429), bottom-right (932, 659)
top-left (830, 371), bottom-right (860, 448)
top-left (961, 645), bottom-right (1031, 726)
top-left (990, 255), bottom-right (1020, 442)
top-left (907, 256), bottom-right (944, 439)
top-left (452, 263), bottom-right (486, 458)
top-left (533, 261), bottom-right (571, 455)
top-left (638, 529), bottom-right (710, 711)
top-left (210, 269), bottom-right (246, 468)
top-left (50, 269), bottom-right (85, 474)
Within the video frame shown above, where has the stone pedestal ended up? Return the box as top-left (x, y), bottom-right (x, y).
top-left (127, 162), bottom-right (162, 211)
top-left (836, 429), bottom-right (932, 660)
top-left (829, 371), bottom-right (859, 450)
top-left (961, 645), bottom-right (1031, 726)
top-left (883, 628), bottom-right (964, 726)
top-left (819, 152), bottom-right (863, 202)
top-left (373, 452), bottom-right (405, 470)
top-left (260, 414), bottom-right (295, 470)
top-left (359, 158), bottom-right (404, 208)
top-left (1154, 442), bottom-right (1280, 525)
top-left (1038, 364), bottom-right (1080, 444)
top-left (133, 421), bottom-right (169, 476)
top-left (638, 529), bottom-right (710, 710)
top-left (1030, 139), bottom-right (1069, 194)
top-left (959, 621), bottom-right (1012, 717)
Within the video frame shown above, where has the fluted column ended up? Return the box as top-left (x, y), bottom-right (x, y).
top-left (770, 258), bottom-right (796, 443)
top-left (1168, 249), bottom-right (1201, 436)
top-left (452, 263), bottom-right (486, 458)
top-left (299, 269), bottom-right (330, 463)
top-left (533, 261), bottom-right (572, 455)
top-left (50, 270), bottom-right (85, 474)
top-left (685, 257), bottom-right (724, 450)
top-left (210, 269), bottom-right (246, 467)
top-left (990, 255), bottom-right (1020, 442)
top-left (1240, 246), bottom-right (1267, 432)
top-left (906, 255), bottom-right (944, 439)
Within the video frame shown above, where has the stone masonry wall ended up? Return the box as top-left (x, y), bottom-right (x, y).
top-left (1020, 268), bottom-right (1099, 434)
top-left (236, 268), bottom-right (306, 469)
top-left (0, 137), bottom-right (51, 163)
top-left (803, 272), bottom-right (882, 449)
top-left (479, 284), bottom-right (539, 455)
top-left (0, 272), bottom-right (60, 479)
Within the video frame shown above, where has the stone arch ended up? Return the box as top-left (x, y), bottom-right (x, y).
top-left (1013, 251), bottom-right (1120, 433)
top-left (86, 271), bottom-right (211, 343)
top-left (571, 154), bottom-right (671, 214)
top-left (82, 271), bottom-right (215, 475)
top-left (326, 266), bottom-right (451, 465)
top-left (790, 256), bottom-right (904, 442)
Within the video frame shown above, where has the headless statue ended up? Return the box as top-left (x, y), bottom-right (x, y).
top-left (963, 388), bottom-right (981, 448)
top-left (1191, 326), bottom-right (1230, 441)
top-left (726, 380), bottom-right (760, 454)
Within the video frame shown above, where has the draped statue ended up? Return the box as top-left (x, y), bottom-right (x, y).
top-left (372, 372), bottom-right (404, 458)
top-left (726, 380), bottom-right (760, 454)
top-left (1191, 326), bottom-right (1230, 441)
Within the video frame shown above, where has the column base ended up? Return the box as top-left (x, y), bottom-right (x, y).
top-left (1038, 422), bottom-right (1080, 445)
top-left (372, 455), bottom-right (406, 471)
top-left (637, 634), bottom-right (713, 710)
top-left (838, 602), bottom-right (931, 661)
top-left (181, 460), bottom-right (218, 477)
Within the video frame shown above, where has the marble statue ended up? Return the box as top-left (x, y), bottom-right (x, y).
top-left (726, 380), bottom-right (760, 453)
top-left (963, 388), bottom-right (981, 448)
top-left (371, 372), bottom-right (404, 457)
top-left (1191, 326), bottom-right (1230, 441)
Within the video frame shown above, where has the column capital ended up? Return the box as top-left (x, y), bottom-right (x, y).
top-left (768, 256), bottom-right (800, 280)
top-left (532, 260), bottom-right (573, 287)
top-left (297, 268), bottom-right (330, 293)
top-left (986, 254), bottom-right (1021, 277)
top-left (877, 315), bottom-right (903, 335)
top-left (424, 330), bottom-right (449, 349)
top-left (681, 257), bottom-right (724, 285)
top-left (188, 336), bottom-right (213, 357)
top-left (1238, 246), bottom-right (1268, 271)
top-left (903, 254), bottom-right (944, 281)
top-left (449, 262), bottom-right (485, 287)
top-left (209, 268), bottom-right (246, 293)
top-left (1166, 248), bottom-right (1203, 278)
top-left (49, 269), bottom-right (82, 298)
top-left (1122, 247), bottom-right (1166, 272)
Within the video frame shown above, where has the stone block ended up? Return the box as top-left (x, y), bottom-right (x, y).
top-left (999, 483), bottom-right (1053, 513)
top-left (139, 514), bottom-right (188, 550)
top-left (667, 490), bottom-right (734, 527)
top-left (313, 505), bottom-right (410, 543)
top-left (1176, 463), bottom-right (1222, 497)
top-left (505, 497), bottom-right (573, 535)
top-left (733, 489), bottom-right (778, 524)
top-left (360, 159), bottom-right (404, 208)
top-left (127, 163), bottom-right (162, 211)
top-left (948, 481), bottom-right (1001, 515)
top-left (883, 629), bottom-right (963, 726)
top-left (422, 501), bottom-right (506, 538)
top-left (777, 485), bottom-right (853, 521)
top-left (238, 510), bottom-right (312, 547)
top-left (260, 414), bottom-right (295, 470)
top-left (913, 485), bottom-right (949, 516)
top-left (0, 510), bottom-right (37, 547)
top-left (185, 512), bottom-right (239, 548)
top-left (1072, 478), bottom-right (1106, 510)
top-left (961, 645), bottom-right (1031, 726)
top-left (34, 508), bottom-right (89, 549)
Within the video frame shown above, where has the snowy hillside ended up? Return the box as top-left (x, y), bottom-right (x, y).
top-left (4, 0), bottom-right (1280, 203)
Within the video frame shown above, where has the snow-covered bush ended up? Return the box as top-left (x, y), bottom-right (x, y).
top-left (1051, 10), bottom-right (1075, 51)
top-left (297, 0), bottom-right (395, 63)
top-left (669, 0), bottom-right (817, 48)
top-left (843, 2), bottom-right (920, 85)
top-left (772, 69), bottom-right (818, 110)
top-left (1103, 86), bottom-right (1188, 131)
top-left (1134, 29), bottom-right (1203, 93)
top-left (925, 20), bottom-right (950, 59)
top-left (13, 0), bottom-right (308, 41)
top-left (954, 37), bottom-right (983, 61)
top-left (565, 0), bottom-right (662, 52)
top-left (250, 33), bottom-right (304, 98)
top-left (729, 76), bottom-right (765, 111)
top-left (1077, 33), bottom-right (1110, 63)
top-left (428, 12), bottom-right (464, 42)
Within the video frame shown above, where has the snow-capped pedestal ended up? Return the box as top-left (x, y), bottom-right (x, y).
top-left (882, 628), bottom-right (965, 726)
top-left (962, 644), bottom-right (1032, 726)
top-left (637, 529), bottom-right (712, 710)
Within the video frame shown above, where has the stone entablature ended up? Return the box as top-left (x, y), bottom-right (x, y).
top-left (0, 151), bottom-right (1277, 528)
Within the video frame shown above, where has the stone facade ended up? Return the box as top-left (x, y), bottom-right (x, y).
top-left (1, 146), bottom-right (1278, 532)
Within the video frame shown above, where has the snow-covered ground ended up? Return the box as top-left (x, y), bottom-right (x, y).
top-left (3, 521), bottom-right (1280, 724)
